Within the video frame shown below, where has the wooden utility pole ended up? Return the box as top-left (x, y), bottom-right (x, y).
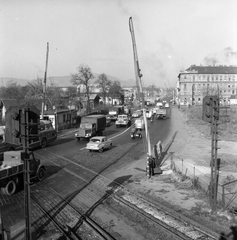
top-left (42, 42), bottom-right (49, 118)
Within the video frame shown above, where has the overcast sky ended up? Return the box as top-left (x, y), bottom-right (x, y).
top-left (1, 0), bottom-right (237, 87)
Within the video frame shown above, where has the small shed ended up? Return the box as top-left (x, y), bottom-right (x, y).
top-left (81, 94), bottom-right (100, 110)
top-left (43, 107), bottom-right (77, 131)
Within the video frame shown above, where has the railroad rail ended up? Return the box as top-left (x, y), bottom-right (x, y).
top-left (31, 148), bottom-right (218, 240)
top-left (29, 181), bottom-right (116, 240)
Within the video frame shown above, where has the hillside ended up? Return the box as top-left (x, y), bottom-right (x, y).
top-left (0, 74), bottom-right (136, 88)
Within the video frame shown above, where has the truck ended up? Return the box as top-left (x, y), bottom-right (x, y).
top-left (108, 105), bottom-right (124, 121)
top-left (115, 114), bottom-right (131, 128)
top-left (75, 115), bottom-right (106, 140)
top-left (155, 106), bottom-right (167, 119)
top-left (0, 105), bottom-right (57, 153)
top-left (0, 151), bottom-right (46, 195)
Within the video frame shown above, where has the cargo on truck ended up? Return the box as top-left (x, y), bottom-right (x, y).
top-left (155, 106), bottom-right (167, 119)
top-left (0, 105), bottom-right (57, 153)
top-left (75, 115), bottom-right (106, 140)
top-left (0, 151), bottom-right (45, 195)
top-left (108, 105), bottom-right (124, 121)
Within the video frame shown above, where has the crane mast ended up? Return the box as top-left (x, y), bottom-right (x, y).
top-left (129, 17), bottom-right (152, 158)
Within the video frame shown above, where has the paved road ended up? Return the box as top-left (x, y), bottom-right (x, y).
top-left (0, 106), bottom-right (174, 239)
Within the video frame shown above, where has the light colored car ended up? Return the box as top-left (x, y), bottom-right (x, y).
top-left (86, 136), bottom-right (112, 153)
top-left (132, 111), bottom-right (139, 118)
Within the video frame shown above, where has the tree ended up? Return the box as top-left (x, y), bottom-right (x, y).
top-left (71, 64), bottom-right (94, 114)
top-left (26, 77), bottom-right (63, 106)
top-left (95, 73), bottom-right (111, 104)
top-left (0, 81), bottom-right (25, 103)
top-left (108, 81), bottom-right (123, 105)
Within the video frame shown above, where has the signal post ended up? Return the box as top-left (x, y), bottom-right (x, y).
top-left (202, 95), bottom-right (219, 211)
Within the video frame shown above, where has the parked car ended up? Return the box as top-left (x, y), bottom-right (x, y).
top-left (86, 136), bottom-right (112, 153)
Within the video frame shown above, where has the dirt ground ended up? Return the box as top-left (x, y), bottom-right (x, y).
top-left (92, 108), bottom-right (237, 239)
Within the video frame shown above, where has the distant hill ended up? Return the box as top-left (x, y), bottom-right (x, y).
top-left (0, 74), bottom-right (136, 88)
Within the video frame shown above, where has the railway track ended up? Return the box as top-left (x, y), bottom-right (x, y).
top-left (29, 180), bottom-right (116, 240)
top-left (31, 147), bottom-right (218, 240)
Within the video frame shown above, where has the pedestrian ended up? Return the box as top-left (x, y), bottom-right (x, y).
top-left (157, 141), bottom-right (162, 158)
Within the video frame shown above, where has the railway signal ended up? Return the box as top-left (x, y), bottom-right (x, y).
top-left (202, 95), bottom-right (220, 211)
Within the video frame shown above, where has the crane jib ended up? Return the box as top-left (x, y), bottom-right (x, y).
top-left (128, 17), bottom-right (152, 157)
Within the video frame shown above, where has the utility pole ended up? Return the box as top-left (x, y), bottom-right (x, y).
top-left (42, 42), bottom-right (49, 118)
top-left (129, 17), bottom-right (153, 177)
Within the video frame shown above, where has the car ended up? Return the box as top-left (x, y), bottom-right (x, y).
top-left (86, 136), bottom-right (112, 153)
top-left (132, 110), bottom-right (141, 118)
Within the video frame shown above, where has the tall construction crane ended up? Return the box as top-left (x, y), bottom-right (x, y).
top-left (129, 17), bottom-right (152, 176)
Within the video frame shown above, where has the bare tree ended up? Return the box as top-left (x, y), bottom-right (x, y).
top-left (27, 77), bottom-right (62, 106)
top-left (108, 81), bottom-right (123, 105)
top-left (71, 64), bottom-right (94, 114)
top-left (95, 73), bottom-right (111, 104)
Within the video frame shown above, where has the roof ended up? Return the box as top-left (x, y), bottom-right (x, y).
top-left (90, 136), bottom-right (106, 140)
top-left (184, 65), bottom-right (237, 74)
top-left (0, 99), bottom-right (18, 110)
top-left (89, 94), bottom-right (100, 100)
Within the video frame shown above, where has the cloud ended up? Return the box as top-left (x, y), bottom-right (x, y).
top-left (203, 47), bottom-right (237, 66)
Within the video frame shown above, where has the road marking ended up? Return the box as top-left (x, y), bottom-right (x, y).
top-left (80, 126), bottom-right (132, 150)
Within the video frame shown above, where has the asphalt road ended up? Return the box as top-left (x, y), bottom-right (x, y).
top-left (1, 106), bottom-right (174, 239)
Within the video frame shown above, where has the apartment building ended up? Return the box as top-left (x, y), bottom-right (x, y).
top-left (177, 65), bottom-right (237, 105)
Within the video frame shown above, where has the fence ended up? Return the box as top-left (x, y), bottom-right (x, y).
top-left (170, 156), bottom-right (237, 213)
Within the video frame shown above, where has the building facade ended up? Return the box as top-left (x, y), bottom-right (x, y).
top-left (177, 65), bottom-right (237, 105)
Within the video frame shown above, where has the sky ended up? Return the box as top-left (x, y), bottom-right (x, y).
top-left (1, 0), bottom-right (237, 88)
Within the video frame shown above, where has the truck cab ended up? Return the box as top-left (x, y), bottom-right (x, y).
top-left (75, 115), bottom-right (106, 141)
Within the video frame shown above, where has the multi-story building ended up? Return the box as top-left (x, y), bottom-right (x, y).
top-left (177, 65), bottom-right (237, 105)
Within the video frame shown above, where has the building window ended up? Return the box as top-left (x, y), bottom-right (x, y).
top-left (233, 75), bottom-right (235, 80)
top-left (198, 84), bottom-right (201, 89)
top-left (220, 90), bottom-right (222, 93)
top-left (229, 76), bottom-right (231, 80)
top-left (63, 114), bottom-right (66, 122)
top-left (184, 75), bottom-right (187, 80)
top-left (193, 75), bottom-right (195, 81)
top-left (207, 75), bottom-right (210, 81)
top-left (228, 85), bottom-right (231, 88)
top-left (232, 90), bottom-right (235, 94)
top-left (220, 75), bottom-right (223, 81)
top-left (212, 75), bottom-right (214, 81)
top-left (232, 85), bottom-right (235, 88)
top-left (216, 75), bottom-right (218, 80)
top-left (203, 75), bottom-right (206, 80)
top-left (224, 75), bottom-right (227, 80)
